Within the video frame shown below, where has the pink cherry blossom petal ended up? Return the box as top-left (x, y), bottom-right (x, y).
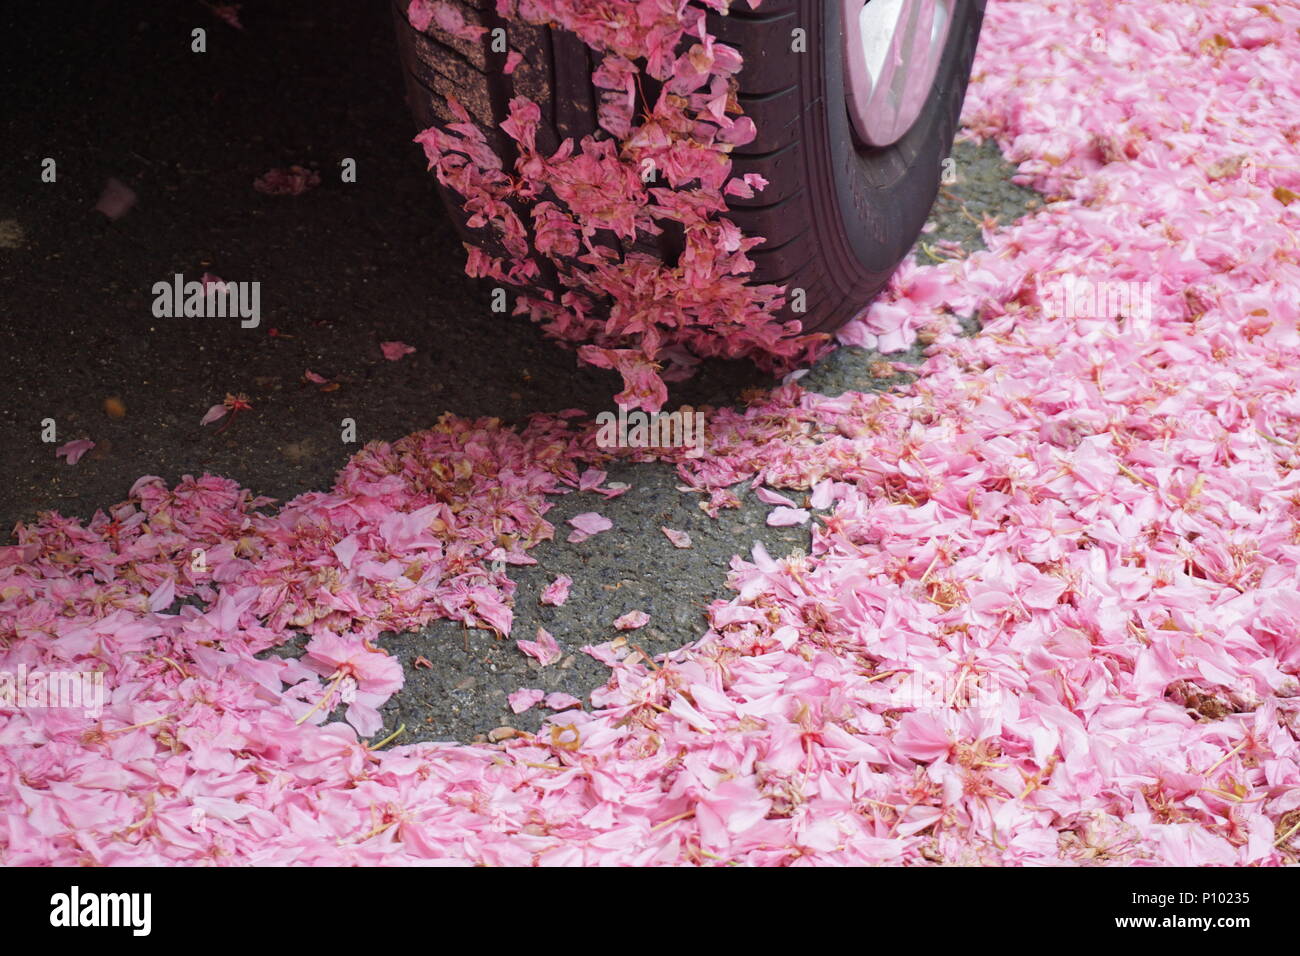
top-left (539, 575), bottom-right (572, 607)
top-left (508, 688), bottom-right (544, 714)
top-left (516, 626), bottom-right (561, 666)
top-left (613, 610), bottom-right (649, 631)
top-left (660, 526), bottom-right (692, 548)
top-left (766, 507), bottom-right (809, 527)
top-left (566, 511), bottom-right (612, 543)
top-left (55, 439), bottom-right (95, 465)
top-left (380, 341), bottom-right (416, 361)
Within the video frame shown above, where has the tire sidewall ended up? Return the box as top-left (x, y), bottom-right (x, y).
top-left (823, 0), bottom-right (987, 280)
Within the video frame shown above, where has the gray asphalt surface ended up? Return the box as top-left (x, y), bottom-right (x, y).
top-left (0, 0), bottom-right (1038, 745)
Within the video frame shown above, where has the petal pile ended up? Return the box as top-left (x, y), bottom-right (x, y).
top-left (410, 0), bottom-right (826, 412)
top-left (4, 0), bottom-right (1300, 864)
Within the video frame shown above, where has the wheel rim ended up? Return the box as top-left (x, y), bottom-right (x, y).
top-left (842, 0), bottom-right (954, 148)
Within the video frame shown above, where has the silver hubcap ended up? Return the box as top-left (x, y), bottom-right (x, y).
top-left (843, 0), bottom-right (954, 148)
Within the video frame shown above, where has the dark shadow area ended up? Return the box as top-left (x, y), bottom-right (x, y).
top-left (0, 0), bottom-right (769, 537)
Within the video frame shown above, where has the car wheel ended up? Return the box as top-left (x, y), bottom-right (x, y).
top-left (395, 0), bottom-right (986, 336)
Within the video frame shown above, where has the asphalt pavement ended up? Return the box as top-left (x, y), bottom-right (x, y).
top-left (0, 0), bottom-right (1037, 743)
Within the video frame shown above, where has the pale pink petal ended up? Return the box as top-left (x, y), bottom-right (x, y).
top-left (766, 506), bottom-right (809, 527)
top-left (660, 526), bottom-right (692, 548)
top-left (55, 439), bottom-right (95, 465)
top-left (613, 610), bottom-right (649, 631)
top-left (543, 692), bottom-right (581, 710)
top-left (380, 341), bottom-right (416, 361)
top-left (540, 575), bottom-right (572, 607)
top-left (566, 512), bottom-right (612, 543)
top-left (509, 688), bottom-right (544, 714)
top-left (516, 626), bottom-right (561, 666)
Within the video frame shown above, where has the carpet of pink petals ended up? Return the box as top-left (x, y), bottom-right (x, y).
top-left (6, 0), bottom-right (1300, 864)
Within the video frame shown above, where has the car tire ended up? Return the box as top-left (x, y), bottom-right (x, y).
top-left (394, 0), bottom-right (986, 335)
